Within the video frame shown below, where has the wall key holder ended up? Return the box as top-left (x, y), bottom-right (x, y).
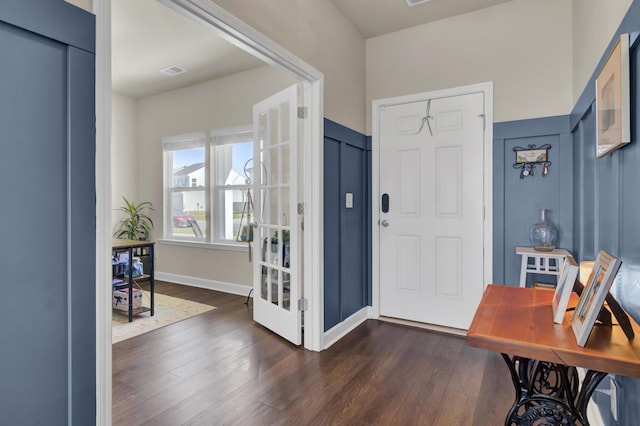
top-left (513, 144), bottom-right (552, 178)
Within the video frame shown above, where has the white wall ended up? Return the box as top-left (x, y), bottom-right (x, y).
top-left (67, 0), bottom-right (366, 133)
top-left (64, 0), bottom-right (93, 12)
top-left (111, 92), bottom-right (138, 230)
top-left (209, 0), bottom-right (366, 134)
top-left (135, 65), bottom-right (296, 287)
top-left (572, 0), bottom-right (632, 102)
top-left (366, 0), bottom-right (573, 132)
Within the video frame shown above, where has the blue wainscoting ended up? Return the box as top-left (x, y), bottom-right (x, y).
top-left (324, 119), bottom-right (371, 331)
top-left (493, 116), bottom-right (574, 286)
top-left (570, 4), bottom-right (640, 423)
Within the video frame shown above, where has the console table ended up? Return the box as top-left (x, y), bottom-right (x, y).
top-left (112, 239), bottom-right (155, 322)
top-left (467, 285), bottom-right (640, 425)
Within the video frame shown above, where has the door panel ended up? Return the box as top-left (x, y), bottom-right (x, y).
top-left (398, 150), bottom-right (420, 215)
top-left (253, 85), bottom-right (301, 345)
top-left (379, 93), bottom-right (485, 330)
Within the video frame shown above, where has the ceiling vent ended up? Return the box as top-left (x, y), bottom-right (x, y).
top-left (406, 0), bottom-right (432, 6)
top-left (160, 65), bottom-right (186, 76)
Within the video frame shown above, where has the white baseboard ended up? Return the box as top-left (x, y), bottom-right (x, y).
top-left (155, 271), bottom-right (252, 298)
top-left (322, 306), bottom-right (372, 350)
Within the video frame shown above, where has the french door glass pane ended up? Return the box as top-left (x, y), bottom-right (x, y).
top-left (281, 144), bottom-right (290, 184)
top-left (280, 103), bottom-right (290, 142)
top-left (283, 271), bottom-right (290, 311)
top-left (269, 107), bottom-right (279, 146)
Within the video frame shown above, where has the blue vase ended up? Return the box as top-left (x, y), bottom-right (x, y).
top-left (529, 208), bottom-right (558, 252)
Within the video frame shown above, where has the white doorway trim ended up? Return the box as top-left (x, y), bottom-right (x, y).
top-left (94, 1), bottom-right (112, 425)
top-left (370, 82), bottom-right (493, 320)
top-left (95, 0), bottom-right (324, 424)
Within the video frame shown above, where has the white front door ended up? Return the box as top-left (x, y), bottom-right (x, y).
top-left (252, 84), bottom-right (301, 345)
top-left (378, 92), bottom-right (486, 330)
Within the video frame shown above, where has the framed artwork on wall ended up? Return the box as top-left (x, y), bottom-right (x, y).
top-left (552, 255), bottom-right (579, 324)
top-left (596, 33), bottom-right (630, 158)
top-left (512, 143), bottom-right (552, 178)
top-left (571, 251), bottom-right (622, 347)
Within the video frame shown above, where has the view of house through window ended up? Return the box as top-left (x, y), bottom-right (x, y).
top-left (163, 127), bottom-right (253, 245)
top-left (169, 145), bottom-right (206, 238)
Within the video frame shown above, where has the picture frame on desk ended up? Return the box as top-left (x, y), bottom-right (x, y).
top-left (571, 251), bottom-right (622, 347)
top-left (596, 33), bottom-right (630, 158)
top-left (552, 254), bottom-right (579, 324)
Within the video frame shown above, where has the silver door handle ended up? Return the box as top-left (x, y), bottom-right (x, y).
top-left (380, 220), bottom-right (389, 227)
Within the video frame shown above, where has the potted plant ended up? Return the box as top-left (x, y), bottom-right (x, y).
top-left (113, 196), bottom-right (154, 240)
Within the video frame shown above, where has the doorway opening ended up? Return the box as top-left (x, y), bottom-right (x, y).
top-left (97, 0), bottom-right (324, 423)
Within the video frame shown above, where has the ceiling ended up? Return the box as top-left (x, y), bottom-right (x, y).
top-left (330, 0), bottom-right (514, 38)
top-left (111, 0), bottom-right (264, 98)
top-left (112, 0), bottom-right (513, 98)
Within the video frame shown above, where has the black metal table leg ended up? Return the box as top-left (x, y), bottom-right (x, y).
top-left (501, 354), bottom-right (607, 425)
top-left (128, 247), bottom-right (133, 322)
top-left (149, 244), bottom-right (154, 316)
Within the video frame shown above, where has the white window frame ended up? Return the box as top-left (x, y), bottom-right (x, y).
top-left (161, 126), bottom-right (253, 250)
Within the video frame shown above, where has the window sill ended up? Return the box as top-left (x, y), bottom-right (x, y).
top-left (158, 239), bottom-right (249, 252)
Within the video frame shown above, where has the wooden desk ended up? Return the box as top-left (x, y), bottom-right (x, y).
top-left (112, 239), bottom-right (155, 322)
top-left (467, 285), bottom-right (640, 425)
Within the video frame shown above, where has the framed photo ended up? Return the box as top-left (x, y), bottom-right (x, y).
top-left (516, 148), bottom-right (547, 164)
top-left (552, 255), bottom-right (579, 324)
top-left (571, 251), bottom-right (622, 347)
top-left (513, 144), bottom-right (552, 178)
top-left (596, 33), bottom-right (630, 158)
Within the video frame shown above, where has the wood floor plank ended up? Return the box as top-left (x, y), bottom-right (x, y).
top-left (431, 344), bottom-right (490, 425)
top-left (113, 282), bottom-right (514, 426)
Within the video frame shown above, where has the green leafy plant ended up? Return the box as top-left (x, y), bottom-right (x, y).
top-left (113, 197), bottom-right (154, 240)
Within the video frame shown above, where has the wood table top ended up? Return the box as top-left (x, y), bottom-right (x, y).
top-left (515, 246), bottom-right (572, 257)
top-left (112, 239), bottom-right (155, 249)
top-left (467, 284), bottom-right (640, 378)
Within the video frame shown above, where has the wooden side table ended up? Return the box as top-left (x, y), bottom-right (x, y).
top-left (516, 246), bottom-right (571, 287)
top-left (467, 285), bottom-right (640, 425)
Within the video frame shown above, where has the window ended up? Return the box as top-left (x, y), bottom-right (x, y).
top-left (162, 126), bottom-right (253, 246)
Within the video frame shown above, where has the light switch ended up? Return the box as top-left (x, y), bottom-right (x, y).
top-left (345, 193), bottom-right (353, 208)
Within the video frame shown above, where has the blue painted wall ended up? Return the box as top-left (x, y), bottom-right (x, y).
top-left (0, 1), bottom-right (96, 424)
top-left (493, 117), bottom-right (574, 286)
top-left (324, 119), bottom-right (371, 331)
top-left (495, 3), bottom-right (640, 423)
top-left (570, 5), bottom-right (640, 422)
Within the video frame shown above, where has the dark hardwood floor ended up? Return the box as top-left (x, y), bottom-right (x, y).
top-left (113, 282), bottom-right (513, 425)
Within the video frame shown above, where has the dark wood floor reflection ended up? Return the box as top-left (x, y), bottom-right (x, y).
top-left (113, 282), bottom-right (512, 425)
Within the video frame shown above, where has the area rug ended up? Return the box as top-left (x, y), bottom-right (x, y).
top-left (112, 292), bottom-right (215, 344)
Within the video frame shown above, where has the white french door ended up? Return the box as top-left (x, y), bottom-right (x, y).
top-left (378, 91), bottom-right (487, 330)
top-left (252, 84), bottom-right (302, 345)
